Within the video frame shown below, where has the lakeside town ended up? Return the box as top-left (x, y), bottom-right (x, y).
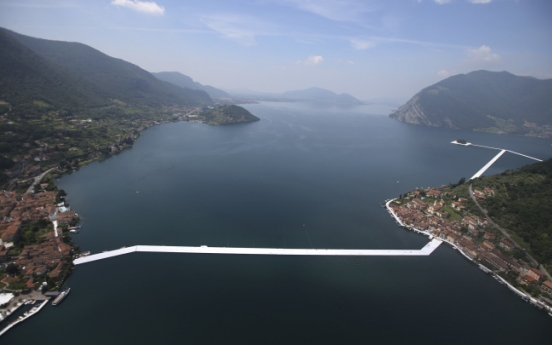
top-left (0, 169), bottom-right (79, 322)
top-left (386, 185), bottom-right (552, 314)
top-left (0, 102), bottom-right (261, 333)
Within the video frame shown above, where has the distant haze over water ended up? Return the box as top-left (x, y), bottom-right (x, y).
top-left (5, 102), bottom-right (552, 344)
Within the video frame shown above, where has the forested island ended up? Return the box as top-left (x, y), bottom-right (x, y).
top-left (199, 105), bottom-right (260, 125)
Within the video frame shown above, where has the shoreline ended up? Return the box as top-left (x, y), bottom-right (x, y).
top-left (384, 198), bottom-right (552, 315)
top-left (0, 299), bottom-right (49, 337)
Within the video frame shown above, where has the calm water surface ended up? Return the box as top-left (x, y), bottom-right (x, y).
top-left (5, 102), bottom-right (552, 344)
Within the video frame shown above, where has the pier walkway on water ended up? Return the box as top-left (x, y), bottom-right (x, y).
top-left (73, 239), bottom-right (443, 265)
top-left (451, 141), bottom-right (542, 180)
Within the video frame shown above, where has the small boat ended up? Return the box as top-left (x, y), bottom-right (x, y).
top-left (478, 265), bottom-right (491, 274)
top-left (52, 288), bottom-right (70, 306)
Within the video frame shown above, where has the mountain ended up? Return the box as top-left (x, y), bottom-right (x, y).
top-left (390, 71), bottom-right (552, 137)
top-left (152, 72), bottom-right (230, 99)
top-left (0, 29), bottom-right (109, 110)
top-left (281, 87), bottom-right (363, 105)
top-left (2, 28), bottom-right (212, 109)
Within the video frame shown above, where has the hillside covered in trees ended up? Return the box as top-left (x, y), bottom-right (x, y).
top-left (0, 28), bottom-right (259, 190)
top-left (463, 158), bottom-right (552, 270)
top-left (2, 28), bottom-right (212, 111)
top-left (390, 71), bottom-right (552, 138)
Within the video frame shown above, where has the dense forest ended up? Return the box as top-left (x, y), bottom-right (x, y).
top-left (469, 159), bottom-right (552, 270)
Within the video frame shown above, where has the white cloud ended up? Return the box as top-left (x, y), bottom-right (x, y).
top-left (466, 45), bottom-right (501, 63)
top-left (281, 0), bottom-right (375, 23)
top-left (439, 45), bottom-right (500, 78)
top-left (433, 0), bottom-right (452, 4)
top-left (200, 14), bottom-right (276, 46)
top-left (111, 0), bottom-right (164, 16)
top-left (349, 38), bottom-right (376, 50)
top-left (347, 60), bottom-right (355, 65)
top-left (437, 70), bottom-right (452, 78)
top-left (296, 55), bottom-right (324, 66)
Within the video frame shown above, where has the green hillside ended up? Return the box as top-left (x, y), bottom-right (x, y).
top-left (456, 158), bottom-right (552, 270)
top-left (4, 28), bottom-right (212, 108)
top-left (0, 29), bottom-right (109, 111)
top-left (390, 71), bottom-right (552, 137)
top-left (0, 28), bottom-right (219, 183)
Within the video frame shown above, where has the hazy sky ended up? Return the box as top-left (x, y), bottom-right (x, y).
top-left (1, 0), bottom-right (551, 100)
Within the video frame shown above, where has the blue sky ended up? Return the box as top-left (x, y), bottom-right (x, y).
top-left (1, 0), bottom-right (551, 100)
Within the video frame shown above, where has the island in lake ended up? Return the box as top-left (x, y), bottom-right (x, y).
top-left (387, 157), bottom-right (552, 312)
top-left (199, 105), bottom-right (260, 125)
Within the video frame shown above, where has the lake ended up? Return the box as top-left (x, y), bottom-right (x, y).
top-left (4, 101), bottom-right (552, 344)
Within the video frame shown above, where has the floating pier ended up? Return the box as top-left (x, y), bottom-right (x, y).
top-left (74, 240), bottom-right (443, 265)
top-left (451, 141), bottom-right (542, 180)
top-left (470, 149), bottom-right (506, 180)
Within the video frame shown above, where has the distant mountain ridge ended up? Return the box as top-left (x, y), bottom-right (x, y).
top-left (152, 72), bottom-right (230, 99)
top-left (390, 71), bottom-right (552, 137)
top-left (0, 27), bottom-right (212, 110)
top-left (281, 87), bottom-right (363, 105)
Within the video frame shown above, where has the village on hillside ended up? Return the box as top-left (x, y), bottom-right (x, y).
top-left (0, 168), bottom-right (80, 320)
top-left (388, 186), bottom-right (552, 309)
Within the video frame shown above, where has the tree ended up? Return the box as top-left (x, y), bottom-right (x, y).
top-left (6, 263), bottom-right (19, 276)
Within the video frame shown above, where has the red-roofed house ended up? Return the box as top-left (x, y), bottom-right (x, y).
top-left (427, 189), bottom-right (441, 198)
top-left (1, 221), bottom-right (21, 242)
top-left (520, 275), bottom-right (537, 285)
top-left (499, 240), bottom-right (515, 251)
top-left (483, 232), bottom-right (496, 240)
top-left (473, 190), bottom-right (486, 199)
top-left (527, 267), bottom-right (543, 281)
top-left (542, 281), bottom-right (552, 295)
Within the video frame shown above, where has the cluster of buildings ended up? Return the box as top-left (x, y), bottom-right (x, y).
top-left (389, 187), bottom-right (552, 298)
top-left (523, 121), bottom-right (552, 138)
top-left (0, 185), bottom-right (78, 289)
